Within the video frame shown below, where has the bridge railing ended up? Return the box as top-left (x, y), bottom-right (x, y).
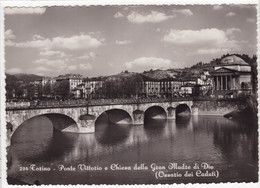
top-left (5, 97), bottom-right (201, 110)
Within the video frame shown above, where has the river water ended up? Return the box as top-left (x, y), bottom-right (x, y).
top-left (8, 115), bottom-right (258, 185)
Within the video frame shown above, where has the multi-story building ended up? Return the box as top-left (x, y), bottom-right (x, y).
top-left (143, 80), bottom-right (161, 97)
top-left (84, 77), bottom-right (103, 98)
top-left (159, 78), bottom-right (182, 97)
top-left (55, 74), bottom-right (83, 91)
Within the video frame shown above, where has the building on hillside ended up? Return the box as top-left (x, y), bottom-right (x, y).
top-left (193, 70), bottom-right (213, 96)
top-left (182, 78), bottom-right (197, 86)
top-left (143, 80), bottom-right (161, 97)
top-left (211, 55), bottom-right (252, 98)
top-left (40, 78), bottom-right (56, 97)
top-left (33, 80), bottom-right (41, 98)
top-left (71, 88), bottom-right (83, 98)
top-left (180, 84), bottom-right (193, 97)
top-left (55, 74), bottom-right (83, 91)
top-left (159, 78), bottom-right (182, 97)
top-left (84, 77), bottom-right (103, 99)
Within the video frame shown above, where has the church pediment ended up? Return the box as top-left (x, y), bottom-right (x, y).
top-left (213, 67), bottom-right (238, 73)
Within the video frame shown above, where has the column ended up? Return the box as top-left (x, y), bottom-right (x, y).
top-left (220, 76), bottom-right (223, 90)
top-left (213, 76), bottom-right (216, 90)
top-left (230, 75), bottom-right (233, 90)
top-left (233, 76), bottom-right (236, 89)
top-left (216, 76), bottom-right (219, 90)
top-left (225, 76), bottom-right (228, 90)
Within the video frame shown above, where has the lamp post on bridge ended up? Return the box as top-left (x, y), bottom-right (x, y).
top-left (86, 85), bottom-right (91, 114)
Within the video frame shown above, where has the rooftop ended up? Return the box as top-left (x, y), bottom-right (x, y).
top-left (220, 55), bottom-right (249, 66)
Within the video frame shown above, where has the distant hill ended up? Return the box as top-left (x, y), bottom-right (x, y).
top-left (6, 73), bottom-right (45, 83)
top-left (142, 69), bottom-right (179, 80)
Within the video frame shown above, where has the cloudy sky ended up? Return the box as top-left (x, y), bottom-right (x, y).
top-left (4, 5), bottom-right (257, 77)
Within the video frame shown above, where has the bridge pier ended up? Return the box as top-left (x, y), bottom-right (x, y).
top-left (76, 120), bottom-right (95, 133)
top-left (133, 110), bottom-right (144, 125)
top-left (167, 107), bottom-right (176, 119)
top-left (77, 114), bottom-right (96, 133)
top-left (191, 107), bottom-right (199, 115)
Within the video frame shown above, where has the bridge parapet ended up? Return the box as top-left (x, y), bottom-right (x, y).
top-left (6, 97), bottom-right (194, 110)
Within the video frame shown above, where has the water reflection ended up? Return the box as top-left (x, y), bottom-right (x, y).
top-left (8, 115), bottom-right (258, 184)
top-left (176, 115), bottom-right (192, 129)
top-left (95, 123), bottom-right (131, 146)
top-left (26, 132), bottom-right (77, 163)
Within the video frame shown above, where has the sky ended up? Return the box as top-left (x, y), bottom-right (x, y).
top-left (4, 5), bottom-right (257, 77)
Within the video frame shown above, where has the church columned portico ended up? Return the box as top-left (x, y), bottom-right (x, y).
top-left (213, 75), bottom-right (236, 91)
top-left (211, 55), bottom-right (252, 98)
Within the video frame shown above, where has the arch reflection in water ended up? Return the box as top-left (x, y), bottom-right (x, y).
top-left (9, 116), bottom-right (78, 170)
top-left (175, 115), bottom-right (192, 129)
top-left (95, 123), bottom-right (131, 146)
top-left (25, 132), bottom-right (78, 163)
top-left (143, 118), bottom-right (167, 142)
top-left (95, 112), bottom-right (131, 146)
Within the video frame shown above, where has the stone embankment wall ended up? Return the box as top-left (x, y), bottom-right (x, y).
top-left (193, 99), bottom-right (247, 116)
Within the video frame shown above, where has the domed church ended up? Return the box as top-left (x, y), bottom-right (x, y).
top-left (211, 55), bottom-right (252, 97)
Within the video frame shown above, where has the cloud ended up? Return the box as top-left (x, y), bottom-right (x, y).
top-left (79, 63), bottom-right (92, 70)
top-left (172, 9), bottom-right (193, 16)
top-left (114, 12), bottom-right (124, 18)
top-left (163, 28), bottom-right (244, 55)
top-left (125, 57), bottom-right (174, 71)
top-left (213, 5), bottom-right (223, 10)
top-left (67, 65), bottom-right (77, 71)
top-left (232, 5), bottom-right (256, 9)
top-left (115, 40), bottom-right (131, 45)
top-left (32, 34), bottom-right (45, 40)
top-left (196, 48), bottom-right (229, 55)
top-left (39, 50), bottom-right (66, 58)
top-left (6, 68), bottom-right (23, 74)
top-left (6, 33), bottom-right (104, 50)
top-left (34, 58), bottom-right (67, 69)
top-left (77, 52), bottom-right (97, 60)
top-left (28, 66), bottom-right (55, 76)
top-left (226, 28), bottom-right (241, 37)
top-left (5, 7), bottom-right (46, 15)
top-left (246, 18), bottom-right (255, 23)
top-left (127, 11), bottom-right (173, 24)
top-left (50, 35), bottom-right (103, 50)
top-left (4, 29), bottom-right (15, 40)
top-left (226, 12), bottom-right (236, 17)
top-left (163, 28), bottom-right (228, 46)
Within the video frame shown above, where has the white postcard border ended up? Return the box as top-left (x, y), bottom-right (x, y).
top-left (0, 0), bottom-right (259, 188)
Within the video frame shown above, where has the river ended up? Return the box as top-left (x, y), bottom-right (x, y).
top-left (7, 115), bottom-right (258, 185)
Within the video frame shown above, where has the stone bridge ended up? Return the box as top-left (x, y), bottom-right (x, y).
top-left (6, 100), bottom-right (198, 146)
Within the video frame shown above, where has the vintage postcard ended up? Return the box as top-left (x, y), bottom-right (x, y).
top-left (0, 0), bottom-right (259, 188)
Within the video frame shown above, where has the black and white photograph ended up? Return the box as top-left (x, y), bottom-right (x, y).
top-left (1, 1), bottom-right (259, 187)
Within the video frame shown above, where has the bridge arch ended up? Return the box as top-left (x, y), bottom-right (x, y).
top-left (144, 105), bottom-right (167, 119)
top-left (95, 108), bottom-right (132, 125)
top-left (176, 104), bottom-right (191, 116)
top-left (7, 113), bottom-right (79, 146)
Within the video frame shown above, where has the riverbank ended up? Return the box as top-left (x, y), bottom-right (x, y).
top-left (223, 95), bottom-right (258, 122)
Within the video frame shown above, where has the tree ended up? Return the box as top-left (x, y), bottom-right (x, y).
top-left (15, 87), bottom-right (24, 99)
top-left (42, 82), bottom-right (52, 97)
top-left (54, 80), bottom-right (70, 100)
top-left (27, 84), bottom-right (36, 100)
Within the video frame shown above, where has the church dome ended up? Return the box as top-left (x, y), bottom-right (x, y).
top-left (220, 55), bottom-right (248, 65)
